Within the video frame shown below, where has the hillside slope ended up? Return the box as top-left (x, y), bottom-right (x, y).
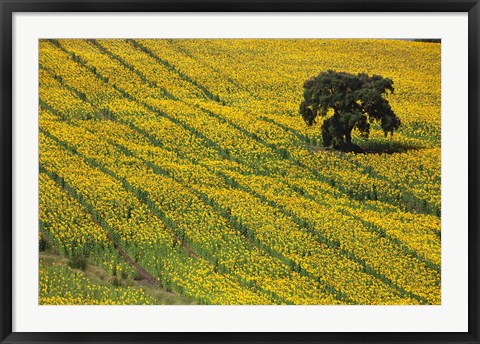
top-left (39, 39), bottom-right (441, 305)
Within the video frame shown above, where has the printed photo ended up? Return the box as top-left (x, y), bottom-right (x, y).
top-left (38, 39), bottom-right (441, 305)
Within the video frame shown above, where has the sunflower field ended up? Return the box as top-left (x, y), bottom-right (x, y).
top-left (39, 39), bottom-right (441, 305)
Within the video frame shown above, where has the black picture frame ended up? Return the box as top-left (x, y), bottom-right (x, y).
top-left (1, 0), bottom-right (479, 343)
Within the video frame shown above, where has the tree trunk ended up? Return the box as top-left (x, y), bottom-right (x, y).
top-left (345, 130), bottom-right (352, 151)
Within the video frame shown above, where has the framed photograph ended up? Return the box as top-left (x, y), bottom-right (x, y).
top-left (1, 0), bottom-right (479, 343)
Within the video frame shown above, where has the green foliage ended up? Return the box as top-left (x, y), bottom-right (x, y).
top-left (299, 70), bottom-right (401, 151)
top-left (69, 255), bottom-right (88, 271)
top-left (132, 271), bottom-right (144, 281)
top-left (110, 276), bottom-right (122, 287)
top-left (39, 237), bottom-right (49, 252)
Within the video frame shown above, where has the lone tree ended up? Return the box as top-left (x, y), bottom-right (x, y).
top-left (299, 70), bottom-right (401, 151)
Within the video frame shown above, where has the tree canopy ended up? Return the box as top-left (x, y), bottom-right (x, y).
top-left (299, 70), bottom-right (401, 151)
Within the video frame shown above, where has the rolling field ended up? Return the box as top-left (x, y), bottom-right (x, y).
top-left (39, 39), bottom-right (441, 305)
